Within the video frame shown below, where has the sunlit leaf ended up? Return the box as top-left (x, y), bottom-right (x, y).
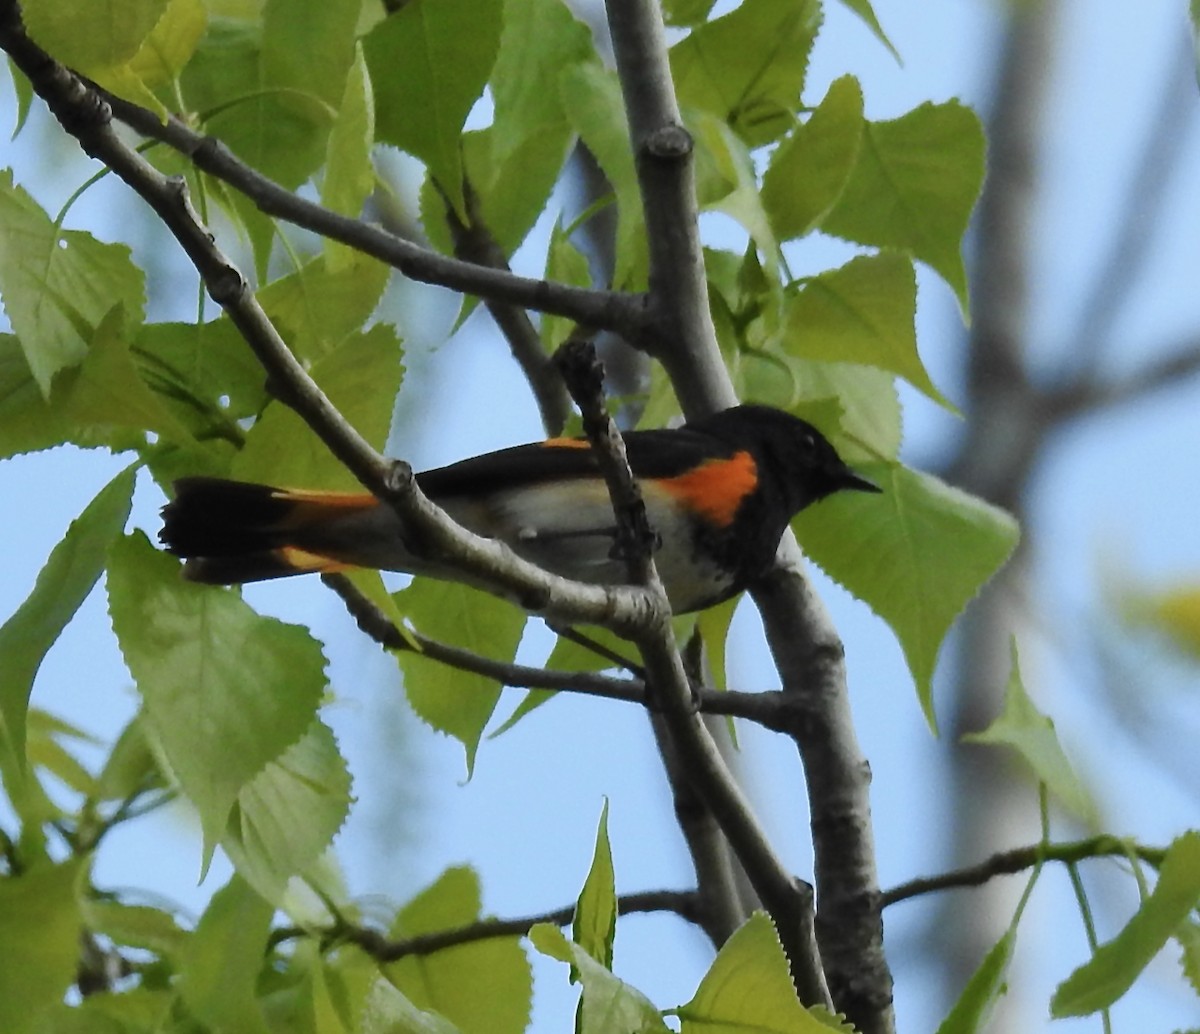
top-left (782, 253), bottom-right (955, 410)
top-left (1052, 832), bottom-right (1200, 1016)
top-left (364, 0), bottom-right (502, 215)
top-left (232, 324), bottom-right (402, 490)
top-left (762, 75), bottom-right (864, 240)
top-left (0, 171), bottom-right (145, 394)
top-left (965, 641), bottom-right (1098, 825)
top-left (0, 859), bottom-right (84, 1034)
top-left (822, 101), bottom-right (985, 314)
top-left (224, 719), bottom-right (353, 903)
top-left (559, 62), bottom-right (647, 289)
top-left (386, 867), bottom-right (532, 1034)
top-left (179, 875), bottom-right (273, 1034)
top-left (670, 0), bottom-right (821, 148)
top-left (0, 467), bottom-right (134, 773)
top-left (322, 45), bottom-right (377, 271)
top-left (673, 912), bottom-right (833, 1033)
top-left (794, 464), bottom-right (1019, 729)
top-left (935, 928), bottom-right (1016, 1034)
top-left (107, 533), bottom-right (328, 866)
top-left (394, 581), bottom-right (527, 774)
top-left (531, 924), bottom-right (669, 1034)
top-left (573, 801), bottom-right (617, 971)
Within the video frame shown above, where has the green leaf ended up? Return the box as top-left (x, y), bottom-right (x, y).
top-left (833, 0), bottom-right (901, 63)
top-left (762, 75), bottom-right (864, 241)
top-left (322, 45), bottom-right (377, 271)
top-left (0, 334), bottom-right (79, 457)
top-left (662, 0), bottom-right (716, 28)
top-left (0, 467), bottom-right (134, 775)
top-left (490, 0), bottom-right (594, 171)
top-left (559, 62), bottom-right (646, 289)
top-left (822, 101), bottom-right (985, 314)
top-left (179, 875), bottom-right (274, 1034)
top-left (360, 976), bottom-right (465, 1034)
top-left (394, 580), bottom-right (527, 774)
top-left (0, 859), bottom-right (85, 1034)
top-left (1177, 918), bottom-right (1200, 997)
top-left (1052, 832), bottom-right (1200, 1016)
top-left (782, 253), bottom-right (955, 410)
top-left (573, 801), bottom-right (617, 971)
top-left (58, 305), bottom-right (195, 444)
top-left (22, 0), bottom-right (168, 71)
top-left (530, 924), bottom-right (669, 1034)
top-left (81, 899), bottom-right (189, 960)
top-left (232, 323), bottom-right (402, 489)
top-left (788, 361), bottom-right (902, 462)
top-left (542, 221), bottom-right (592, 352)
top-left (794, 463), bottom-right (1019, 730)
top-left (673, 912), bottom-right (831, 1033)
top-left (364, 0), bottom-right (503, 214)
top-left (965, 641), bottom-right (1098, 824)
top-left (107, 532), bottom-right (328, 866)
top-left (690, 109), bottom-right (780, 268)
top-left (133, 316), bottom-right (270, 425)
top-left (224, 719), bottom-right (353, 903)
top-left (0, 170), bottom-right (146, 393)
top-left (670, 0), bottom-right (821, 149)
top-left (935, 928), bottom-right (1016, 1034)
top-left (427, 120), bottom-right (574, 261)
top-left (181, 19), bottom-right (327, 193)
top-left (386, 867), bottom-right (532, 1034)
top-left (25, 709), bottom-right (97, 797)
top-left (261, 0), bottom-right (359, 111)
top-left (696, 594), bottom-right (739, 692)
top-left (126, 0), bottom-right (208, 90)
top-left (258, 251), bottom-right (391, 364)
top-left (94, 713), bottom-right (164, 803)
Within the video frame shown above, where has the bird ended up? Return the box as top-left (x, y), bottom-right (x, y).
top-left (159, 404), bottom-right (880, 614)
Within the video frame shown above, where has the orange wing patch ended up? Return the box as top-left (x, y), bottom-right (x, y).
top-left (271, 488), bottom-right (378, 507)
top-left (655, 451), bottom-right (757, 528)
top-left (275, 546), bottom-right (354, 575)
top-left (540, 437), bottom-right (592, 450)
top-left (269, 488), bottom-right (379, 529)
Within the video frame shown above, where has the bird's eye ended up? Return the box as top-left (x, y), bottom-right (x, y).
top-left (799, 432), bottom-right (817, 459)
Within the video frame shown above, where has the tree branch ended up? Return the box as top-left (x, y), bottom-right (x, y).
top-left (0, 3), bottom-right (659, 635)
top-left (604, 0), bottom-right (735, 415)
top-left (1046, 334), bottom-right (1200, 421)
top-left (602, 2), bottom-right (891, 1024)
top-left (882, 836), bottom-right (1166, 908)
top-left (273, 889), bottom-right (702, 961)
top-left (439, 178), bottom-right (574, 436)
top-left (554, 338), bottom-right (831, 1011)
top-left (1062, 32), bottom-right (1196, 372)
top-left (324, 570), bottom-right (805, 729)
top-left (93, 89), bottom-right (649, 342)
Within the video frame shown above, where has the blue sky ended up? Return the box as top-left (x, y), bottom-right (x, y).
top-left (3, 0), bottom-right (1200, 1030)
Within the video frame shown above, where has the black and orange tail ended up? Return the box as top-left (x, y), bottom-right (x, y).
top-left (160, 477), bottom-right (383, 584)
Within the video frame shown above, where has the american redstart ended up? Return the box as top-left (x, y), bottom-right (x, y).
top-left (160, 404), bottom-right (880, 614)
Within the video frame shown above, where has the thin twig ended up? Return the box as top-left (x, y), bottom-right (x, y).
top-left (271, 889), bottom-right (702, 960)
top-left (881, 836), bottom-right (1166, 908)
top-left (322, 571), bottom-right (797, 725)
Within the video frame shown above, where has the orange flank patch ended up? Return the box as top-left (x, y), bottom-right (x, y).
top-left (656, 451), bottom-right (757, 527)
top-left (276, 546), bottom-right (353, 574)
top-left (541, 437), bottom-right (592, 449)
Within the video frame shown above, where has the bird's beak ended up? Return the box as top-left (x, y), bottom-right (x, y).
top-left (838, 468), bottom-right (882, 494)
